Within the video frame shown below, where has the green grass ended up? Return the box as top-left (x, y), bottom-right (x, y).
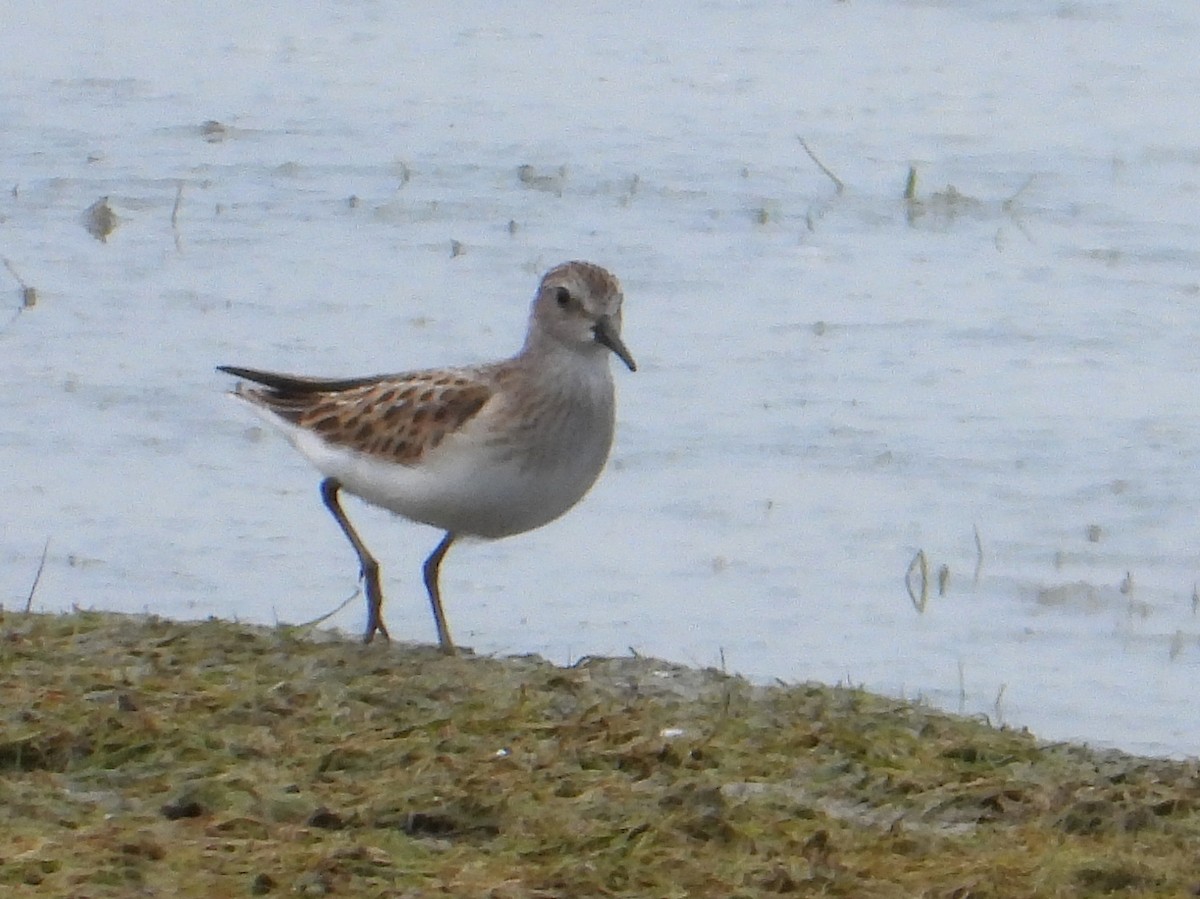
top-left (2, 609), bottom-right (1199, 897)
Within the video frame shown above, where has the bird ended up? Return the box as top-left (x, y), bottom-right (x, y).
top-left (218, 260), bottom-right (635, 652)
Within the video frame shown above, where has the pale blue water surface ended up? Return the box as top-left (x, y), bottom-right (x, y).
top-left (3, 1), bottom-right (1200, 756)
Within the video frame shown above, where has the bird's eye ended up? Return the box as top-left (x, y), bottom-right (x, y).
top-left (554, 286), bottom-right (571, 307)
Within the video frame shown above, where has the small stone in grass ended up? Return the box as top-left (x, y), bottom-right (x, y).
top-left (161, 798), bottom-right (205, 820)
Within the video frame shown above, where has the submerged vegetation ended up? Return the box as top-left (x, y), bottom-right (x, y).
top-left (2, 610), bottom-right (1199, 897)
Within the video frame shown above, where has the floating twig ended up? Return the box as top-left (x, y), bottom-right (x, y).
top-left (905, 549), bottom-right (929, 613)
top-left (171, 181), bottom-right (184, 252)
top-left (1, 256), bottom-right (37, 320)
top-left (972, 524), bottom-right (984, 587)
top-left (797, 137), bottom-right (844, 194)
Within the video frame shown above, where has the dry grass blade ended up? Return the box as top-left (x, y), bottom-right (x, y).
top-left (287, 589), bottom-right (359, 632)
top-left (22, 537), bottom-right (51, 612)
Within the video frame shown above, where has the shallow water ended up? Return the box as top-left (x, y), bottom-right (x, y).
top-left (4, 0), bottom-right (1200, 757)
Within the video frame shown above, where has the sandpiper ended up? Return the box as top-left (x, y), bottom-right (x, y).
top-left (219, 261), bottom-right (635, 652)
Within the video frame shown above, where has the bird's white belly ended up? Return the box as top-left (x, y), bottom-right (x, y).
top-left (292, 423), bottom-right (608, 538)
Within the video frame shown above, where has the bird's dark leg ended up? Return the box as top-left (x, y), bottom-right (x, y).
top-left (422, 532), bottom-right (457, 654)
top-left (320, 477), bottom-right (389, 644)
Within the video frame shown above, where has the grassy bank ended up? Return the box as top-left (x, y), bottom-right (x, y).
top-left (1, 609), bottom-right (1198, 897)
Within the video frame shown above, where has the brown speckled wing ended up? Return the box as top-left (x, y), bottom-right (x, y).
top-left (220, 366), bottom-right (492, 465)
